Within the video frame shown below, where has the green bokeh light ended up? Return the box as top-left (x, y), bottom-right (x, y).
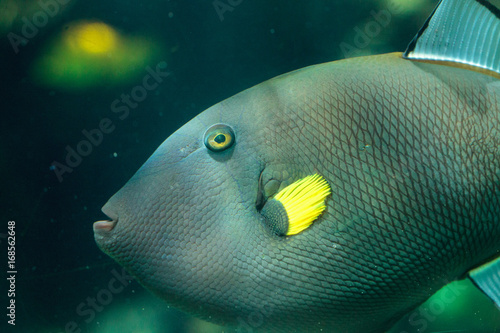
top-left (390, 279), bottom-right (500, 332)
top-left (31, 20), bottom-right (165, 91)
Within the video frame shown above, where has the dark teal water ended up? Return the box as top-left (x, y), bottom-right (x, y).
top-left (1, 0), bottom-right (499, 332)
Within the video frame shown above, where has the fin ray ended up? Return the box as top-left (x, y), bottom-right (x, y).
top-left (468, 257), bottom-right (500, 308)
top-left (404, 0), bottom-right (500, 75)
top-left (261, 174), bottom-right (331, 236)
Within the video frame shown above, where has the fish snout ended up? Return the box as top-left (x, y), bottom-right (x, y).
top-left (93, 202), bottom-right (119, 233)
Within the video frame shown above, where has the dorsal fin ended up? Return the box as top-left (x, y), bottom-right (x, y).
top-left (403, 0), bottom-right (500, 75)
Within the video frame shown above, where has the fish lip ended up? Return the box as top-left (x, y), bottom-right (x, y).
top-left (93, 219), bottom-right (117, 232)
top-left (102, 203), bottom-right (119, 221)
top-left (93, 204), bottom-right (119, 233)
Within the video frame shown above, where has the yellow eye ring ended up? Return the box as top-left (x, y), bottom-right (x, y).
top-left (204, 124), bottom-right (235, 152)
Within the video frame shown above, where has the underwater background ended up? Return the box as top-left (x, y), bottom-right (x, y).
top-left (1, 0), bottom-right (500, 332)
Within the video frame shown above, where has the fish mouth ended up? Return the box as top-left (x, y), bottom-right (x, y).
top-left (93, 204), bottom-right (119, 232)
top-left (93, 219), bottom-right (117, 232)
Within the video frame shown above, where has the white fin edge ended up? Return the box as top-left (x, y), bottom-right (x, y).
top-left (404, 0), bottom-right (500, 75)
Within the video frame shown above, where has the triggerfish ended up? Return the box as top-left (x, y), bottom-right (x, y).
top-left (94, 0), bottom-right (500, 332)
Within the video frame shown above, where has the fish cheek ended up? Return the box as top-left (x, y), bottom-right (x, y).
top-left (257, 163), bottom-right (312, 209)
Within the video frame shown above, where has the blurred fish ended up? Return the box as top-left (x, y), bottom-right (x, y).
top-left (94, 0), bottom-right (500, 332)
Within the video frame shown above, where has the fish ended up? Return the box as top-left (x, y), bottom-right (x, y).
top-left (93, 0), bottom-right (500, 332)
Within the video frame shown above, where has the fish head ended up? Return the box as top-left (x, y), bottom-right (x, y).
top-left (93, 74), bottom-right (327, 327)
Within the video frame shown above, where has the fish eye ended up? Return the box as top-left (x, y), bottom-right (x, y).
top-left (204, 124), bottom-right (235, 152)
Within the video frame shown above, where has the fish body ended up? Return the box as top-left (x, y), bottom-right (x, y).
top-left (94, 1), bottom-right (500, 332)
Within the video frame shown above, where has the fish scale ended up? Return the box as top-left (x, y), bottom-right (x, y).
top-left (94, 0), bottom-right (500, 332)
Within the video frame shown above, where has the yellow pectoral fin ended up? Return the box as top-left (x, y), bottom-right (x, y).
top-left (261, 174), bottom-right (331, 236)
